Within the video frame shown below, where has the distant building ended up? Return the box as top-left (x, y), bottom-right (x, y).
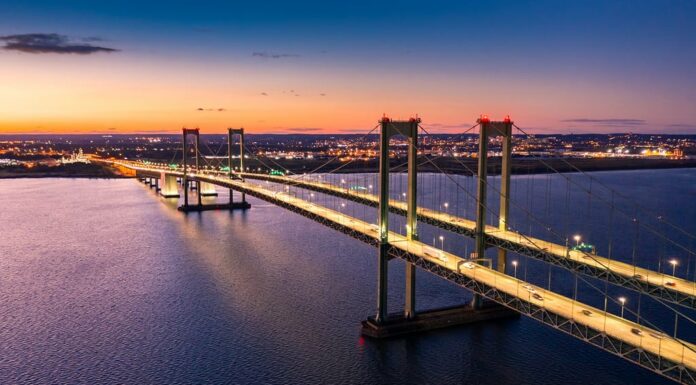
top-left (60, 148), bottom-right (90, 164)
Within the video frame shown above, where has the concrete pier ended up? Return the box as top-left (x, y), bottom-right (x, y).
top-left (160, 174), bottom-right (180, 198)
top-left (361, 303), bottom-right (519, 339)
top-left (177, 201), bottom-right (251, 212)
top-left (199, 181), bottom-right (218, 196)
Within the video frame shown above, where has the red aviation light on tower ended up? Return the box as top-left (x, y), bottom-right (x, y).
top-left (478, 114), bottom-right (490, 124)
top-left (503, 115), bottom-right (512, 123)
top-left (380, 114), bottom-right (391, 123)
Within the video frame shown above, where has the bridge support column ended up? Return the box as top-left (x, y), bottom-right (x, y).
top-left (199, 182), bottom-right (218, 196)
top-left (181, 128), bottom-right (200, 209)
top-left (404, 118), bottom-right (418, 320)
top-left (228, 128), bottom-right (248, 206)
top-left (197, 181), bottom-right (202, 206)
top-left (160, 173), bottom-right (180, 198)
top-left (364, 116), bottom-right (419, 329)
top-left (473, 117), bottom-right (489, 309)
top-left (474, 116), bottom-right (513, 309)
top-left (497, 117), bottom-right (513, 274)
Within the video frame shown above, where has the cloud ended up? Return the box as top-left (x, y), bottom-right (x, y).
top-left (561, 118), bottom-right (646, 126)
top-left (260, 92), bottom-right (268, 96)
top-left (196, 107), bottom-right (226, 112)
top-left (252, 51), bottom-right (300, 59)
top-left (81, 36), bottom-right (105, 42)
top-left (320, 93), bottom-right (326, 96)
top-left (0, 33), bottom-right (118, 54)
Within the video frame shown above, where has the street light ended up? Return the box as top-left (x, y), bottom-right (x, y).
top-left (439, 235), bottom-right (444, 249)
top-left (573, 234), bottom-right (581, 246)
top-left (669, 259), bottom-right (678, 276)
top-left (441, 202), bottom-right (449, 214)
top-left (619, 297), bottom-right (627, 318)
top-left (512, 260), bottom-right (518, 278)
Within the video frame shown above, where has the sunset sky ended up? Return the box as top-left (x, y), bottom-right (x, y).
top-left (1, 0), bottom-right (695, 134)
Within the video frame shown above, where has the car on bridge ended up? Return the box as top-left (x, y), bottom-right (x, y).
top-left (423, 246), bottom-right (448, 263)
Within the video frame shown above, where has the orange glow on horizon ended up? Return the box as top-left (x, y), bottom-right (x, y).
top-left (1, 51), bottom-right (692, 134)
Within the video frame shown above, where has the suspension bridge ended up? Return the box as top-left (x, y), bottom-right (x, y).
top-left (97, 116), bottom-right (696, 384)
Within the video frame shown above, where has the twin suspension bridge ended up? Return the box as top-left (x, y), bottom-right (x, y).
top-left (97, 116), bottom-right (696, 384)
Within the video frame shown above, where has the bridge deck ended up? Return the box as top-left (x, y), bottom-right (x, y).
top-left (235, 171), bottom-right (696, 308)
top-left (200, 172), bottom-right (696, 376)
top-left (112, 162), bottom-right (696, 382)
top-left (114, 163), bottom-right (696, 308)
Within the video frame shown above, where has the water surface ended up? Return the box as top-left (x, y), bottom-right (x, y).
top-left (2, 170), bottom-right (693, 384)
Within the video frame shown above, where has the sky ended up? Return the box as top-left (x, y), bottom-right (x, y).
top-left (1, 0), bottom-right (695, 134)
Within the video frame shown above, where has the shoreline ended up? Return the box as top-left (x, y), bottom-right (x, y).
top-left (1, 159), bottom-right (695, 179)
top-left (0, 174), bottom-right (131, 179)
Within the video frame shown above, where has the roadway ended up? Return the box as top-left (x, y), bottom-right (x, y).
top-left (109, 161), bottom-right (696, 308)
top-left (111, 161), bottom-right (696, 378)
top-left (236, 170), bottom-right (696, 308)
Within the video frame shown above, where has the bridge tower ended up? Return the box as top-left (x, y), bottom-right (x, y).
top-left (182, 128), bottom-right (201, 209)
top-left (374, 116), bottom-right (420, 324)
top-left (228, 128), bottom-right (247, 206)
top-left (473, 115), bottom-right (513, 308)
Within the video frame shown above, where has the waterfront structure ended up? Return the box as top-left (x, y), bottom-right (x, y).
top-left (95, 117), bottom-right (696, 385)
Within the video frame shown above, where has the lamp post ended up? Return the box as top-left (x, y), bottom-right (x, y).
top-left (669, 259), bottom-right (678, 276)
top-left (439, 235), bottom-right (444, 250)
top-left (573, 234), bottom-right (581, 246)
top-left (512, 260), bottom-right (518, 278)
top-left (619, 297), bottom-right (627, 318)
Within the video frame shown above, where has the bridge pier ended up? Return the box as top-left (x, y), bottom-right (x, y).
top-left (199, 181), bottom-right (218, 196)
top-left (361, 303), bottom-right (519, 339)
top-left (160, 174), bottom-right (180, 198)
top-left (177, 200), bottom-right (251, 212)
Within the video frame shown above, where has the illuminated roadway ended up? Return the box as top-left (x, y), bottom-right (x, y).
top-left (186, 168), bottom-right (695, 309)
top-left (109, 160), bottom-right (696, 381)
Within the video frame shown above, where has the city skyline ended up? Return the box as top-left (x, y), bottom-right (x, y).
top-left (2, 1), bottom-right (696, 135)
